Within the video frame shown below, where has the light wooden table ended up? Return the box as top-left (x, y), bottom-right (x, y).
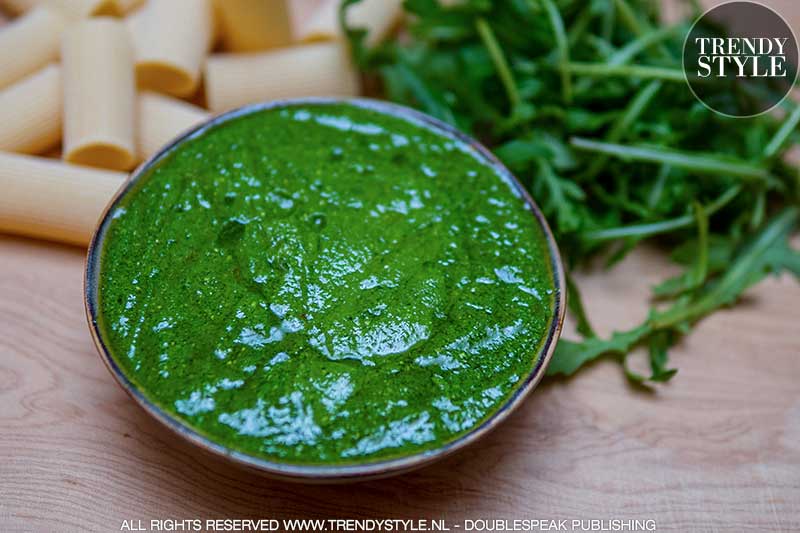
top-left (2, 233), bottom-right (799, 532)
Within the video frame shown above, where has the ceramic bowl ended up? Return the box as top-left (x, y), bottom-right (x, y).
top-left (84, 98), bottom-right (566, 482)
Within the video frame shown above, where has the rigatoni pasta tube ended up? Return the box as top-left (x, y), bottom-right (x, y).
top-left (137, 91), bottom-right (209, 159)
top-left (213, 0), bottom-right (292, 52)
top-left (0, 0), bottom-right (39, 15)
top-left (0, 151), bottom-right (126, 246)
top-left (297, 0), bottom-right (402, 46)
top-left (127, 0), bottom-right (213, 97)
top-left (114, 0), bottom-right (141, 14)
top-left (46, 0), bottom-right (120, 18)
top-left (0, 0), bottom-right (122, 17)
top-left (62, 18), bottom-right (135, 171)
top-left (205, 42), bottom-right (359, 112)
top-left (0, 64), bottom-right (62, 154)
top-left (295, 0), bottom-right (339, 42)
top-left (0, 6), bottom-right (65, 90)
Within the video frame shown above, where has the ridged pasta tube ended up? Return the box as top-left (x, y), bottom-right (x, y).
top-left (0, 6), bottom-right (65, 90)
top-left (62, 17), bottom-right (136, 170)
top-left (126, 0), bottom-right (213, 97)
top-left (213, 0), bottom-right (293, 52)
top-left (0, 151), bottom-right (126, 246)
top-left (0, 64), bottom-right (62, 154)
top-left (137, 91), bottom-right (209, 159)
top-left (205, 41), bottom-right (359, 112)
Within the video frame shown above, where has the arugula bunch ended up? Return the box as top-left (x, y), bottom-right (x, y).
top-left (342, 0), bottom-right (800, 384)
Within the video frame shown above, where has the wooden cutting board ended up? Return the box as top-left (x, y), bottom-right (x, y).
top-left (2, 236), bottom-right (799, 531)
top-left (1, 1), bottom-right (799, 532)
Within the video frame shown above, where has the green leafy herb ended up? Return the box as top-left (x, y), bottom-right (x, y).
top-left (343, 0), bottom-right (800, 385)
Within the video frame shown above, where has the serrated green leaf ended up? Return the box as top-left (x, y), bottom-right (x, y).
top-left (547, 324), bottom-right (651, 377)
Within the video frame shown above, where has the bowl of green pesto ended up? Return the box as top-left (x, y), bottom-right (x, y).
top-left (85, 98), bottom-right (565, 481)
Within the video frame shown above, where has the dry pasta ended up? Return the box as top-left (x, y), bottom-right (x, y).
top-left (0, 151), bottom-right (126, 246)
top-left (114, 0), bottom-right (141, 14)
top-left (46, 0), bottom-right (120, 18)
top-left (295, 0), bottom-right (339, 42)
top-left (0, 0), bottom-right (39, 15)
top-left (213, 0), bottom-right (292, 52)
top-left (137, 91), bottom-right (209, 159)
top-left (205, 41), bottom-right (359, 112)
top-left (62, 17), bottom-right (136, 171)
top-left (0, 64), bottom-right (62, 154)
top-left (126, 0), bottom-right (213, 97)
top-left (0, 6), bottom-right (65, 90)
top-left (297, 0), bottom-right (402, 46)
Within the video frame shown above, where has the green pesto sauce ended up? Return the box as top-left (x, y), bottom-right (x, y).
top-left (98, 102), bottom-right (556, 465)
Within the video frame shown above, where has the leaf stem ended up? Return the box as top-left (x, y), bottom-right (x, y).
top-left (650, 208), bottom-right (799, 328)
top-left (608, 25), bottom-right (681, 66)
top-left (764, 104), bottom-right (800, 159)
top-left (566, 7), bottom-right (594, 46)
top-left (565, 62), bottom-right (685, 81)
top-left (601, 0), bottom-right (615, 42)
top-left (475, 17), bottom-right (521, 111)
top-left (647, 164), bottom-right (671, 209)
top-left (583, 186), bottom-right (741, 241)
top-left (612, 0), bottom-right (673, 59)
top-left (570, 137), bottom-right (773, 182)
top-left (538, 0), bottom-right (572, 103)
top-left (689, 201), bottom-right (709, 286)
top-left (613, 0), bottom-right (645, 36)
top-left (583, 80), bottom-right (662, 179)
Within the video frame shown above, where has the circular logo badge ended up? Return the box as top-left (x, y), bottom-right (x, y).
top-left (683, 1), bottom-right (799, 118)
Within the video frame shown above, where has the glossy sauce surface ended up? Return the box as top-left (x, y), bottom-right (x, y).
top-left (98, 102), bottom-right (557, 465)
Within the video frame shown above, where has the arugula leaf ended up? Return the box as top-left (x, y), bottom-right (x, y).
top-left (548, 324), bottom-right (651, 377)
top-left (623, 331), bottom-right (677, 384)
top-left (343, 0), bottom-right (800, 384)
top-left (551, 208), bottom-right (797, 381)
top-left (570, 138), bottom-right (774, 184)
top-left (565, 273), bottom-right (595, 338)
top-left (646, 331), bottom-right (679, 383)
top-left (651, 208), bottom-right (799, 329)
top-left (651, 201), bottom-right (709, 298)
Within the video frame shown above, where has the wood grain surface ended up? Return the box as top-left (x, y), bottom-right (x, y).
top-left (1, 233), bottom-right (799, 532)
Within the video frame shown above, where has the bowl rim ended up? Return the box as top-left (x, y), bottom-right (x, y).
top-left (84, 97), bottom-right (567, 482)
